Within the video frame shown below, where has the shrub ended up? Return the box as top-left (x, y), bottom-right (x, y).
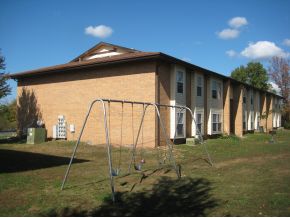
top-left (284, 121), bottom-right (290, 130)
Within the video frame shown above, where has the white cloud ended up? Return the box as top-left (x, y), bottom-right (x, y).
top-left (228, 17), bottom-right (248, 28)
top-left (217, 28), bottom-right (240, 39)
top-left (283, 38), bottom-right (290, 46)
top-left (85, 25), bottom-right (113, 38)
top-left (241, 41), bottom-right (289, 59)
top-left (226, 49), bottom-right (238, 57)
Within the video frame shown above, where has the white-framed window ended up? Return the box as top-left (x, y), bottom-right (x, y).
top-left (250, 112), bottom-right (254, 130)
top-left (196, 113), bottom-right (202, 134)
top-left (243, 111), bottom-right (247, 130)
top-left (212, 80), bottom-right (221, 99)
top-left (212, 113), bottom-right (221, 133)
top-left (176, 71), bottom-right (184, 94)
top-left (176, 111), bottom-right (185, 137)
top-left (197, 76), bottom-right (202, 97)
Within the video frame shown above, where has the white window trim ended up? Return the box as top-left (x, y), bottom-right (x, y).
top-left (175, 110), bottom-right (186, 138)
top-left (176, 70), bottom-right (185, 95)
top-left (211, 80), bottom-right (222, 100)
top-left (196, 76), bottom-right (203, 97)
top-left (212, 113), bottom-right (222, 134)
top-left (196, 112), bottom-right (203, 135)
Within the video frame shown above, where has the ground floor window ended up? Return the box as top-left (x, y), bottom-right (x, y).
top-left (250, 112), bottom-right (254, 130)
top-left (196, 113), bottom-right (202, 134)
top-left (212, 113), bottom-right (221, 133)
top-left (176, 112), bottom-right (185, 137)
top-left (243, 111), bottom-right (247, 130)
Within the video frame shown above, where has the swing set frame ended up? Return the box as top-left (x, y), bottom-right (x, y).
top-left (60, 98), bottom-right (213, 202)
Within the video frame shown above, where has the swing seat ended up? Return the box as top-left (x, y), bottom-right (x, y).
top-left (134, 164), bottom-right (142, 171)
top-left (111, 168), bottom-right (120, 177)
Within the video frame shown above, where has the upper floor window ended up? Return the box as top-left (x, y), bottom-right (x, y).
top-left (212, 80), bottom-right (221, 99)
top-left (243, 96), bottom-right (246, 104)
top-left (197, 76), bottom-right (202, 97)
top-left (176, 71), bottom-right (184, 94)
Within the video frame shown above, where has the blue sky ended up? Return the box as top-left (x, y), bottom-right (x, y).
top-left (1, 0), bottom-right (290, 102)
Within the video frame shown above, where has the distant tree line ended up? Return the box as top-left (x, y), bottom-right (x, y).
top-left (230, 57), bottom-right (290, 127)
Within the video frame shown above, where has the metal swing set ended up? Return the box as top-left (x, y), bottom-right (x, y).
top-left (60, 98), bottom-right (213, 202)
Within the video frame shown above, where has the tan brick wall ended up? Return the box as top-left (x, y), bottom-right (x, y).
top-left (156, 62), bottom-right (171, 146)
top-left (223, 80), bottom-right (231, 135)
top-left (17, 61), bottom-right (157, 147)
top-left (260, 93), bottom-right (267, 131)
top-left (233, 84), bottom-right (243, 137)
top-left (266, 95), bottom-right (273, 131)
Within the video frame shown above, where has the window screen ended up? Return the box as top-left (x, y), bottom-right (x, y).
top-left (176, 71), bottom-right (184, 94)
top-left (197, 76), bottom-right (202, 97)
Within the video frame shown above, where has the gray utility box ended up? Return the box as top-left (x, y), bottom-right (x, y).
top-left (27, 128), bottom-right (46, 144)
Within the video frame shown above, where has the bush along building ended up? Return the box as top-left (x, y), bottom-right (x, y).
top-left (10, 42), bottom-right (283, 146)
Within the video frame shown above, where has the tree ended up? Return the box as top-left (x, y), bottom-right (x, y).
top-left (0, 100), bottom-right (16, 130)
top-left (230, 62), bottom-right (270, 91)
top-left (230, 65), bottom-right (248, 83)
top-left (0, 50), bottom-right (11, 100)
top-left (268, 56), bottom-right (290, 122)
top-left (268, 56), bottom-right (290, 103)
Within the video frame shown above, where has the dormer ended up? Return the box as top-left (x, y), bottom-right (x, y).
top-left (70, 42), bottom-right (140, 62)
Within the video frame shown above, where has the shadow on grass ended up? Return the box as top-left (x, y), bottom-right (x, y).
top-left (0, 136), bottom-right (27, 144)
top-left (45, 177), bottom-right (219, 216)
top-left (0, 149), bottom-right (88, 173)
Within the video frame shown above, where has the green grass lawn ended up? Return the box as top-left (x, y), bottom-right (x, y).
top-left (0, 130), bottom-right (290, 216)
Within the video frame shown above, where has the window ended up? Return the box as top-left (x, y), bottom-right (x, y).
top-left (250, 95), bottom-right (253, 105)
top-left (212, 80), bottom-right (221, 99)
top-left (243, 111), bottom-right (247, 130)
top-left (212, 81), bottom-right (217, 99)
top-left (196, 113), bottom-right (202, 133)
top-left (176, 112), bottom-right (185, 137)
top-left (243, 96), bottom-right (246, 104)
top-left (212, 113), bottom-right (221, 133)
top-left (197, 76), bottom-right (202, 97)
top-left (250, 112), bottom-right (254, 130)
top-left (176, 71), bottom-right (184, 94)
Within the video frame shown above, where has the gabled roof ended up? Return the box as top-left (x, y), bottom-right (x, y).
top-left (10, 51), bottom-right (159, 78)
top-left (70, 41), bottom-right (140, 62)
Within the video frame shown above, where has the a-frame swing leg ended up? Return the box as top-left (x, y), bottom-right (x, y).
top-left (184, 106), bottom-right (214, 167)
top-left (60, 99), bottom-right (116, 203)
top-left (153, 104), bottom-right (181, 179)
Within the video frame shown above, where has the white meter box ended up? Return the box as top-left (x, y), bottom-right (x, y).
top-left (57, 115), bottom-right (66, 139)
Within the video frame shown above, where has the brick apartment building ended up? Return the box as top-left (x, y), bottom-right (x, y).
top-left (10, 42), bottom-right (283, 147)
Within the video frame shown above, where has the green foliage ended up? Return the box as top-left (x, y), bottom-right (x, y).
top-left (231, 66), bottom-right (248, 83)
top-left (284, 121), bottom-right (290, 129)
top-left (0, 50), bottom-right (11, 99)
top-left (231, 62), bottom-right (270, 91)
top-left (0, 100), bottom-right (17, 130)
